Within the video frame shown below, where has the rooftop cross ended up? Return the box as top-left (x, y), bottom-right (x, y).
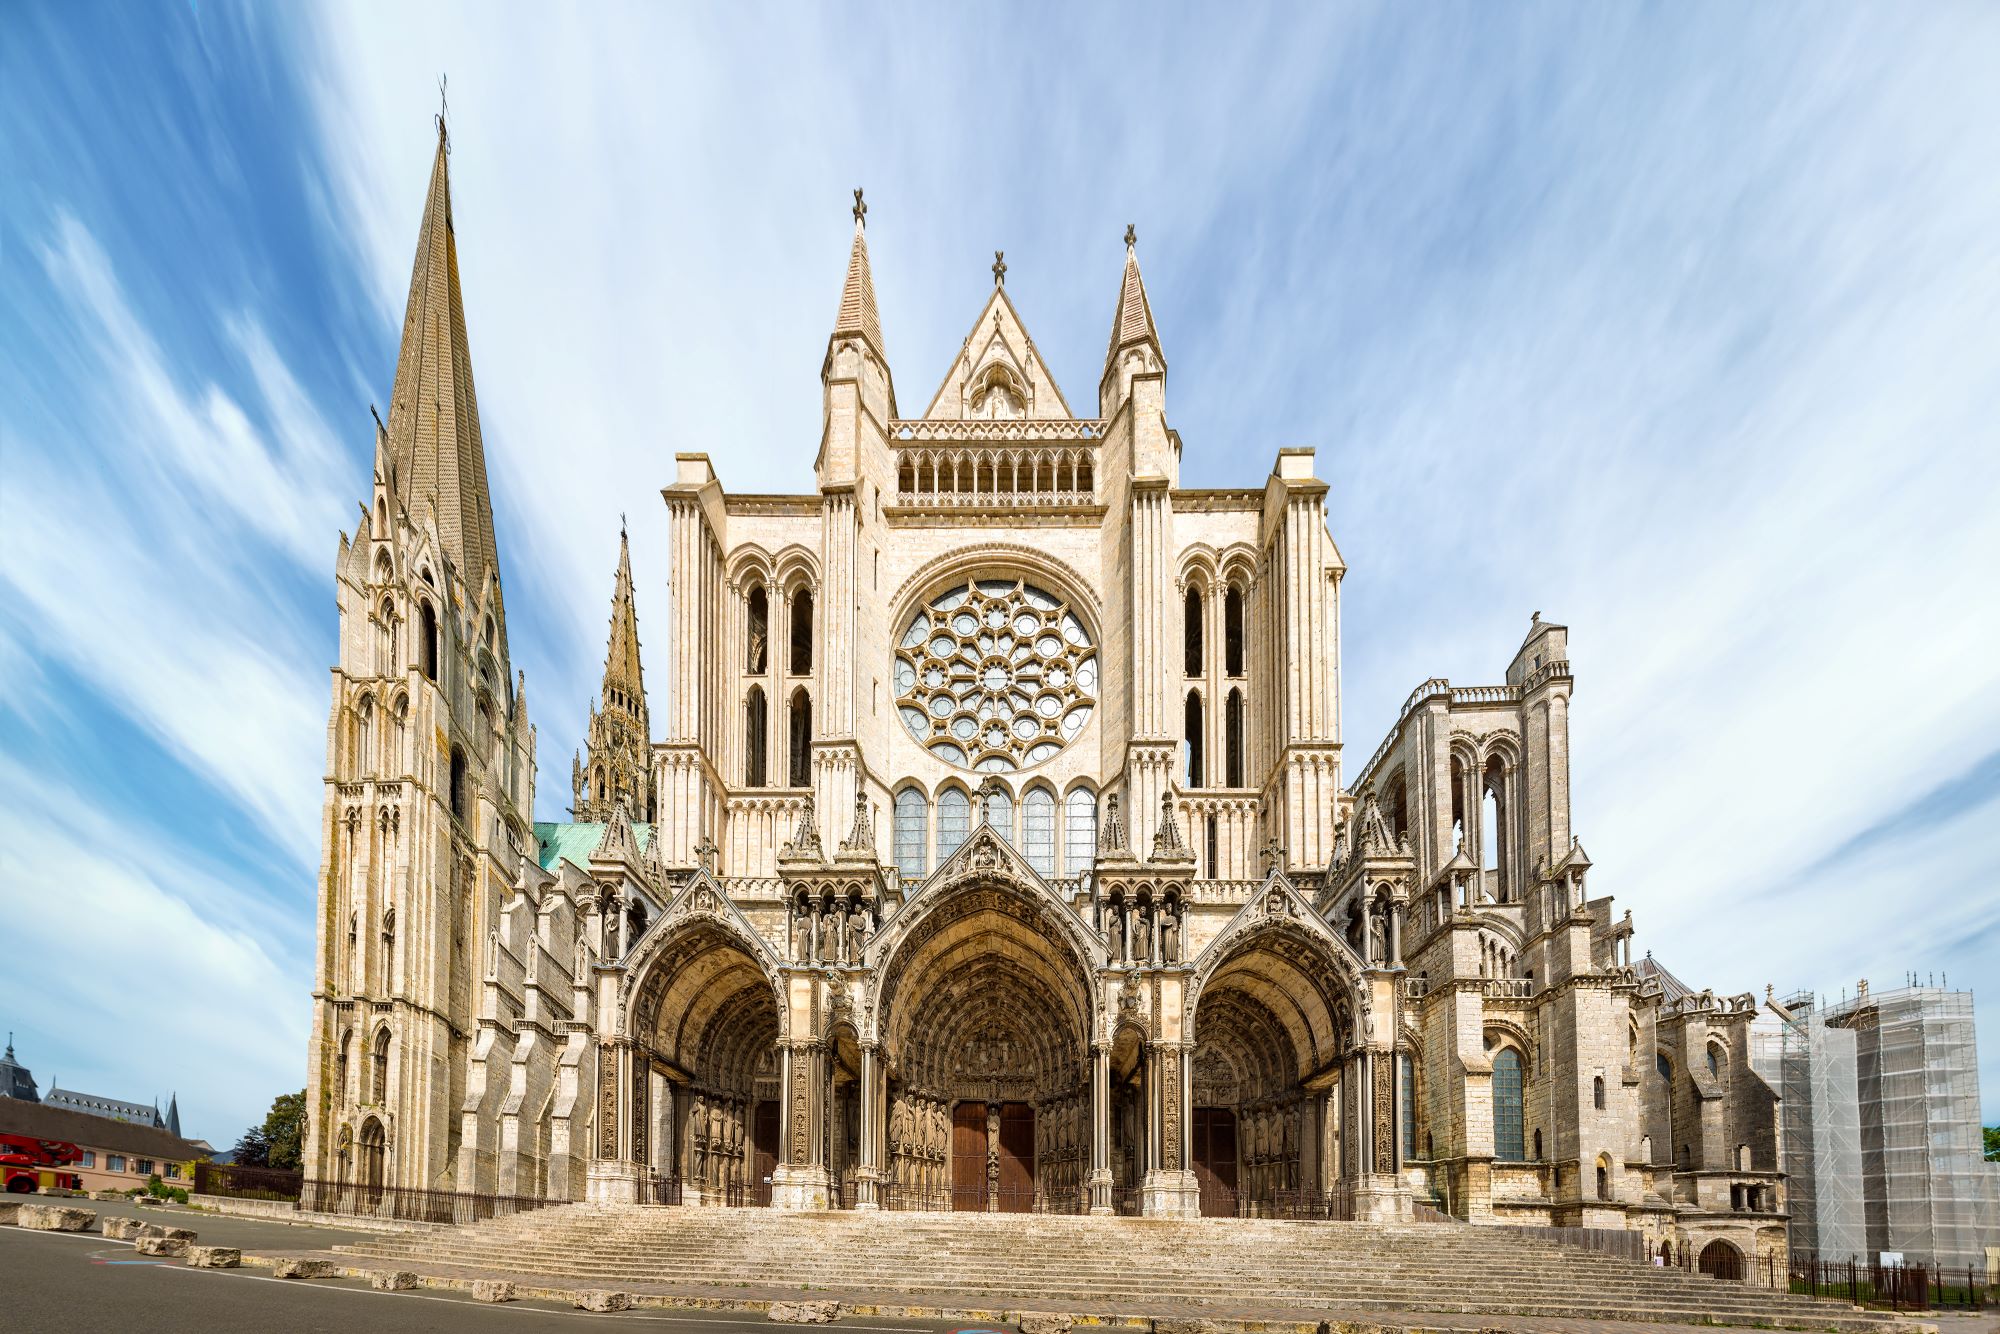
top-left (992, 250), bottom-right (1006, 286)
top-left (1124, 223), bottom-right (1136, 250)
top-left (852, 187), bottom-right (866, 227)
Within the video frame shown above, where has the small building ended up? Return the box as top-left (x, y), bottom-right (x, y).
top-left (0, 1096), bottom-right (209, 1193)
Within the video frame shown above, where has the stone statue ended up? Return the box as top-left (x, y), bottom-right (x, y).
top-left (846, 900), bottom-right (867, 963)
top-left (1161, 902), bottom-right (1181, 963)
top-left (1109, 900), bottom-right (1127, 962)
top-left (1368, 907), bottom-right (1386, 964)
top-left (817, 903), bottom-right (837, 966)
top-left (792, 902), bottom-right (812, 962)
top-left (1136, 901), bottom-right (1154, 963)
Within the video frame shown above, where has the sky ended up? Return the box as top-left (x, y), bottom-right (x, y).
top-left (1, 3), bottom-right (1996, 1145)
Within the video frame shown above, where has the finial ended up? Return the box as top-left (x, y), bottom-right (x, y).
top-left (1532, 610), bottom-right (1541, 624)
top-left (993, 250), bottom-right (1007, 286)
top-left (369, 403), bottom-right (384, 432)
top-left (436, 74), bottom-right (450, 151)
top-left (1124, 223), bottom-right (1136, 251)
top-left (852, 187), bottom-right (867, 227)
top-left (620, 511), bottom-right (627, 538)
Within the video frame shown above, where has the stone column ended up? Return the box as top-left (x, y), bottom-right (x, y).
top-left (1140, 1042), bottom-right (1199, 1217)
top-left (853, 1043), bottom-right (880, 1209)
top-left (771, 1041), bottom-right (829, 1209)
top-left (1389, 901), bottom-right (1405, 967)
top-left (585, 1042), bottom-right (643, 1203)
top-left (1087, 1043), bottom-right (1112, 1214)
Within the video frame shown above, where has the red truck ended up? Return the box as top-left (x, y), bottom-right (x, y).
top-left (0, 1133), bottom-right (85, 1193)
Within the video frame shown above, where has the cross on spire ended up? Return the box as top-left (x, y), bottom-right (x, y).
top-left (436, 74), bottom-right (450, 151)
top-left (852, 187), bottom-right (867, 227)
top-left (1124, 223), bottom-right (1136, 250)
top-left (992, 250), bottom-right (1006, 286)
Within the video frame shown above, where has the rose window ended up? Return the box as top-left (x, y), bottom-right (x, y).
top-left (894, 578), bottom-right (1096, 771)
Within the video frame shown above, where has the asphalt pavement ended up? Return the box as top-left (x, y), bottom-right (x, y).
top-left (0, 1221), bottom-right (973, 1334)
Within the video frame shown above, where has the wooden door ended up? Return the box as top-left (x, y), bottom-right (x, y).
top-left (951, 1101), bottom-right (988, 1210)
top-left (752, 1101), bottom-right (779, 1202)
top-left (997, 1102), bottom-right (1035, 1211)
top-left (1192, 1107), bottom-right (1238, 1217)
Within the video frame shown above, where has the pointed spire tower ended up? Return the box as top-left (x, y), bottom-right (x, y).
top-left (819, 188), bottom-right (895, 489)
top-left (1100, 222), bottom-right (1175, 483)
top-left (385, 116), bottom-right (503, 614)
top-left (574, 523), bottom-right (655, 823)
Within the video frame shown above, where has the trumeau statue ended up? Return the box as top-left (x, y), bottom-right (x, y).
top-left (306, 133), bottom-right (1776, 1259)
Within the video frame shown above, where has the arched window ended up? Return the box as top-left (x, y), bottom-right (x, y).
top-left (1596, 1159), bottom-right (1610, 1200)
top-left (744, 686), bottom-right (768, 787)
top-left (1023, 787), bottom-right (1056, 876)
top-left (1707, 1042), bottom-right (1724, 1081)
top-left (1183, 587), bottom-right (1203, 676)
top-left (1492, 1047), bottom-right (1525, 1160)
top-left (354, 695), bottom-right (375, 773)
top-left (1533, 1128), bottom-right (1543, 1160)
top-left (448, 745), bottom-right (467, 822)
top-left (1183, 690), bottom-right (1205, 787)
top-left (790, 588), bottom-right (814, 675)
top-left (1224, 584), bottom-right (1245, 677)
top-left (1399, 1051), bottom-right (1418, 1161)
top-left (746, 586), bottom-right (769, 675)
top-left (1483, 755), bottom-right (1508, 900)
top-left (1204, 815), bottom-right (1218, 879)
top-left (359, 1118), bottom-right (385, 1192)
top-left (1225, 688), bottom-right (1244, 787)
top-left (1065, 789), bottom-right (1097, 873)
top-left (893, 788), bottom-right (928, 881)
top-left (1593, 1075), bottom-right (1606, 1110)
top-left (787, 688), bottom-right (812, 787)
top-left (371, 1028), bottom-right (390, 1103)
top-left (418, 602), bottom-right (438, 681)
top-left (936, 788), bottom-right (970, 864)
top-left (984, 786), bottom-right (1014, 844)
top-left (377, 598), bottom-right (397, 675)
top-left (336, 1030), bottom-right (352, 1102)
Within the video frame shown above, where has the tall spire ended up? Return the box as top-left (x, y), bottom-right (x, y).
top-left (1104, 222), bottom-right (1164, 378)
top-left (573, 525), bottom-right (654, 823)
top-left (385, 116), bottom-right (500, 595)
top-left (831, 187), bottom-right (885, 363)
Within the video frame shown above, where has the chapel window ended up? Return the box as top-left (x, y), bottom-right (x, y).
top-left (449, 745), bottom-right (467, 822)
top-left (371, 1028), bottom-right (391, 1103)
top-left (1064, 789), bottom-right (1098, 874)
top-left (418, 601), bottom-right (439, 682)
top-left (788, 688), bottom-right (812, 787)
top-left (1224, 584), bottom-right (1245, 677)
top-left (1594, 1075), bottom-right (1606, 1110)
top-left (1183, 587), bottom-right (1203, 676)
top-left (790, 588), bottom-right (814, 675)
top-left (1492, 1046), bottom-right (1526, 1161)
top-left (1225, 688), bottom-right (1245, 787)
top-left (746, 587), bottom-right (769, 675)
top-left (1183, 690), bottom-right (1205, 788)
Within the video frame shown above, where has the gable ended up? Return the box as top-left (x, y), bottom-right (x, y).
top-left (921, 286), bottom-right (1075, 421)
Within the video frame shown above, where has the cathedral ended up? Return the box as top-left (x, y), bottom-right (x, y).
top-left (302, 121), bottom-right (1787, 1274)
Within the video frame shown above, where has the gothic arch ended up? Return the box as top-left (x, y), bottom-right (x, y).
top-left (1186, 890), bottom-right (1367, 1081)
top-left (887, 543), bottom-right (1103, 635)
top-left (620, 876), bottom-right (788, 1053)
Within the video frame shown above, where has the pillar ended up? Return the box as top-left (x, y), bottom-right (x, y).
top-left (854, 1043), bottom-right (880, 1209)
top-left (1088, 1043), bottom-right (1112, 1214)
top-left (1140, 1041), bottom-right (1199, 1217)
top-left (771, 1041), bottom-right (829, 1209)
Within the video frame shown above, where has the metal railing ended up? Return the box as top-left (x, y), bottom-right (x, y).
top-left (298, 1177), bottom-right (562, 1225)
top-left (1789, 1257), bottom-right (1991, 1311)
top-left (192, 1162), bottom-right (302, 1202)
top-left (878, 1183), bottom-right (1061, 1213)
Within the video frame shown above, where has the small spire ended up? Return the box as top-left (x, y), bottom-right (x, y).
top-left (992, 250), bottom-right (1007, 286)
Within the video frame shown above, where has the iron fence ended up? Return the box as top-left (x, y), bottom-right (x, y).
top-left (878, 1182), bottom-right (1064, 1213)
top-left (298, 1177), bottom-right (562, 1225)
top-left (1788, 1257), bottom-right (1990, 1312)
top-left (192, 1162), bottom-right (303, 1202)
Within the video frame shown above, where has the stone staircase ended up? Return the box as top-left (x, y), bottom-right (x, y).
top-left (337, 1206), bottom-right (1910, 1331)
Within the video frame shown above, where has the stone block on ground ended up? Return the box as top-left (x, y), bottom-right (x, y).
top-left (472, 1280), bottom-right (518, 1303)
top-left (186, 1246), bottom-right (241, 1269)
top-left (136, 1223), bottom-right (197, 1242)
top-left (274, 1257), bottom-right (339, 1279)
top-left (90, 1190), bottom-right (127, 1202)
top-left (1019, 1316), bottom-right (1076, 1334)
top-left (574, 1290), bottom-right (633, 1313)
top-left (769, 1300), bottom-right (843, 1324)
top-left (101, 1217), bottom-right (143, 1240)
top-left (370, 1270), bottom-right (419, 1291)
top-left (135, 1236), bottom-right (190, 1257)
top-left (0, 1202), bottom-right (21, 1226)
top-left (18, 1204), bottom-right (96, 1232)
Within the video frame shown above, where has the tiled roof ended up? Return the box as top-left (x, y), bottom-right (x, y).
top-left (0, 1097), bottom-right (207, 1162)
top-left (534, 820), bottom-right (652, 873)
top-left (44, 1087), bottom-right (161, 1126)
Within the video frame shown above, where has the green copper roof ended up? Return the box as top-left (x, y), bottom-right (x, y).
top-left (533, 821), bottom-right (653, 873)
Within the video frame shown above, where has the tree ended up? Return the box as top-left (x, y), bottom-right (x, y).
top-left (1985, 1125), bottom-right (1998, 1162)
top-left (232, 1089), bottom-right (305, 1171)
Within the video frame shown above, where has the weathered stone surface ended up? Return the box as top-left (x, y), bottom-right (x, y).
top-left (186, 1246), bottom-right (241, 1268)
top-left (18, 1205), bottom-right (96, 1232)
top-left (90, 1190), bottom-right (127, 1202)
top-left (1153, 1320), bottom-right (1220, 1334)
top-left (101, 1216), bottom-right (143, 1240)
top-left (574, 1290), bottom-right (633, 1313)
top-left (274, 1258), bottom-right (339, 1279)
top-left (137, 1223), bottom-right (198, 1242)
top-left (1019, 1315), bottom-right (1075, 1334)
top-left (471, 1279), bottom-right (518, 1303)
top-left (0, 1202), bottom-right (22, 1226)
top-left (135, 1236), bottom-right (190, 1257)
top-left (769, 1300), bottom-right (843, 1324)
top-left (370, 1270), bottom-right (419, 1291)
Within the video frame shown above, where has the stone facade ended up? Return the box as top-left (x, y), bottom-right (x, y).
top-left (302, 128), bottom-right (1784, 1273)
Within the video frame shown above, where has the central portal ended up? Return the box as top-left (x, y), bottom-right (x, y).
top-left (949, 1101), bottom-right (1036, 1211)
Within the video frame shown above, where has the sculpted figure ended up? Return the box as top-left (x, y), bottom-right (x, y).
top-left (1136, 901), bottom-right (1154, 963)
top-left (1161, 902), bottom-right (1181, 963)
top-left (1369, 907), bottom-right (1386, 964)
top-left (818, 904), bottom-right (837, 965)
top-left (1109, 901), bottom-right (1127, 962)
top-left (846, 900), bottom-right (866, 963)
top-left (793, 902), bottom-right (813, 962)
top-left (890, 1098), bottom-right (909, 1156)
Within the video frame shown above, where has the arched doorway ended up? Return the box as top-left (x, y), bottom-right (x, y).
top-left (359, 1117), bottom-right (386, 1198)
top-left (1698, 1239), bottom-right (1744, 1281)
top-left (877, 871), bottom-right (1096, 1212)
top-left (629, 918), bottom-right (782, 1205)
top-left (1188, 913), bottom-right (1361, 1218)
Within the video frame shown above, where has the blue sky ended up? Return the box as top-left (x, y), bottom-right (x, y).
top-left (2, 3), bottom-right (1996, 1145)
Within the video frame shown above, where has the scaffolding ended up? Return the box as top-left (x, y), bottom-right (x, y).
top-left (1766, 983), bottom-right (1997, 1270)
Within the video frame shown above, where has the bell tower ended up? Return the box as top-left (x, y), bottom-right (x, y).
top-left (304, 115), bottom-right (536, 1193)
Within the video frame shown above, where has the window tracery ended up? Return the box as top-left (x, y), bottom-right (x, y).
top-left (893, 578), bottom-right (1096, 772)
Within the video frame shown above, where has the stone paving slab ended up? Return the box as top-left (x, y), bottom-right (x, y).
top-left (234, 1246), bottom-right (1945, 1334)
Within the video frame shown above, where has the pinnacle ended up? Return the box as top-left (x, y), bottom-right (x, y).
top-left (1103, 230), bottom-right (1163, 377)
top-left (831, 199), bottom-right (885, 363)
